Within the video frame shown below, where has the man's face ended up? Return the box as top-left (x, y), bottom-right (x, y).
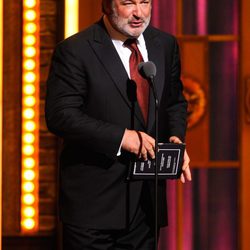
top-left (108, 0), bottom-right (152, 38)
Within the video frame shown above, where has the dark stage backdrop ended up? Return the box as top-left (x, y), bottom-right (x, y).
top-left (151, 0), bottom-right (239, 250)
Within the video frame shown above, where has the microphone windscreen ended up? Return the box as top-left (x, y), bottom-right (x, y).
top-left (138, 61), bottom-right (157, 79)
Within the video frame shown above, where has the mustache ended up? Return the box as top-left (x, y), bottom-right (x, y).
top-left (128, 17), bottom-right (146, 23)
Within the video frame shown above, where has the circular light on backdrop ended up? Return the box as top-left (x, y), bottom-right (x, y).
top-left (23, 206), bottom-right (36, 218)
top-left (24, 96), bottom-right (36, 107)
top-left (24, 59), bottom-right (36, 70)
top-left (24, 10), bottom-right (36, 21)
top-left (24, 84), bottom-right (35, 95)
top-left (23, 133), bottom-right (35, 144)
top-left (23, 170), bottom-right (35, 181)
top-left (24, 35), bottom-right (36, 46)
top-left (24, 0), bottom-right (37, 8)
top-left (23, 194), bottom-right (35, 205)
top-left (23, 182), bottom-right (35, 192)
top-left (23, 145), bottom-right (35, 155)
top-left (24, 72), bottom-right (36, 83)
top-left (23, 108), bottom-right (35, 119)
top-left (24, 157), bottom-right (35, 168)
top-left (25, 23), bottom-right (37, 33)
top-left (24, 47), bottom-right (36, 57)
top-left (22, 218), bottom-right (35, 230)
top-left (24, 121), bottom-right (36, 132)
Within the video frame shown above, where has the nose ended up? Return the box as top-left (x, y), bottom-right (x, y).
top-left (133, 4), bottom-right (142, 17)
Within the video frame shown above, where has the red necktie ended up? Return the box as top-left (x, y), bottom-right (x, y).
top-left (124, 39), bottom-right (149, 124)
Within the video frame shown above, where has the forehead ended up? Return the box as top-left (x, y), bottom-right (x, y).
top-left (105, 0), bottom-right (152, 3)
top-left (102, 0), bottom-right (152, 9)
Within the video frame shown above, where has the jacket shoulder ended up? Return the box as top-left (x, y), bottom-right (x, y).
top-left (55, 20), bottom-right (105, 50)
top-left (145, 26), bottom-right (177, 45)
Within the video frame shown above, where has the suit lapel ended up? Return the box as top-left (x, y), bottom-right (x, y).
top-left (89, 21), bottom-right (146, 128)
top-left (144, 28), bottom-right (165, 133)
top-left (88, 22), bottom-right (165, 131)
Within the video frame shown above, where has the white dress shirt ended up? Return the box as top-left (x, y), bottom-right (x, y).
top-left (111, 34), bottom-right (149, 79)
top-left (111, 35), bottom-right (149, 156)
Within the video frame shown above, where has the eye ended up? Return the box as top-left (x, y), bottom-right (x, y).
top-left (141, 0), bottom-right (150, 4)
top-left (122, 0), bottom-right (133, 5)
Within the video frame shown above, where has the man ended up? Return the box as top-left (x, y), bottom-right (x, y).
top-left (45, 0), bottom-right (192, 249)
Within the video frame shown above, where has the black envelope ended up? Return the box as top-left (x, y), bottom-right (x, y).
top-left (129, 143), bottom-right (185, 180)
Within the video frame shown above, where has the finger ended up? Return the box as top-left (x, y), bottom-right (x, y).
top-left (138, 133), bottom-right (155, 160)
top-left (138, 148), bottom-right (148, 161)
top-left (183, 167), bottom-right (192, 181)
top-left (169, 136), bottom-right (182, 144)
top-left (180, 173), bottom-right (185, 183)
top-left (182, 150), bottom-right (190, 170)
top-left (141, 151), bottom-right (148, 161)
top-left (143, 140), bottom-right (155, 159)
top-left (182, 161), bottom-right (189, 171)
top-left (141, 132), bottom-right (155, 146)
top-left (146, 136), bottom-right (155, 146)
top-left (147, 147), bottom-right (155, 159)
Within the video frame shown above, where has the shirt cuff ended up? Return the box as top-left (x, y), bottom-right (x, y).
top-left (116, 129), bottom-right (126, 156)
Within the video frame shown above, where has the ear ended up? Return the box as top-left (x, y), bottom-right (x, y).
top-left (102, 0), bottom-right (112, 15)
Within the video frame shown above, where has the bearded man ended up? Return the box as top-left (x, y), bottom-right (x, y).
top-left (45, 0), bottom-right (191, 249)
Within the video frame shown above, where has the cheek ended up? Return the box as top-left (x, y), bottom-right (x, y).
top-left (116, 7), bottom-right (132, 19)
top-left (142, 7), bottom-right (151, 17)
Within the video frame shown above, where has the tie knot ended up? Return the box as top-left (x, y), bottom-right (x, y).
top-left (124, 39), bottom-right (139, 51)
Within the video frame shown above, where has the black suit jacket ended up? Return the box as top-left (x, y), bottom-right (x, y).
top-left (45, 19), bottom-right (187, 229)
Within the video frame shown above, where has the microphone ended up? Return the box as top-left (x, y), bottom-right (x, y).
top-left (138, 61), bottom-right (157, 97)
top-left (138, 61), bottom-right (157, 80)
top-left (138, 60), bottom-right (159, 250)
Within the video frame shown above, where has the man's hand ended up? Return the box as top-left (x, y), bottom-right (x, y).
top-left (121, 129), bottom-right (155, 161)
top-left (169, 136), bottom-right (192, 183)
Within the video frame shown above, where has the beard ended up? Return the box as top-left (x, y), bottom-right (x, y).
top-left (109, 7), bottom-right (151, 38)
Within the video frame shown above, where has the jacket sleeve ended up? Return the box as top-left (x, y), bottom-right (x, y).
top-left (45, 41), bottom-right (125, 159)
top-left (165, 38), bottom-right (188, 142)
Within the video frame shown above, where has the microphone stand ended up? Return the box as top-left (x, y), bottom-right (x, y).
top-left (148, 75), bottom-right (159, 250)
